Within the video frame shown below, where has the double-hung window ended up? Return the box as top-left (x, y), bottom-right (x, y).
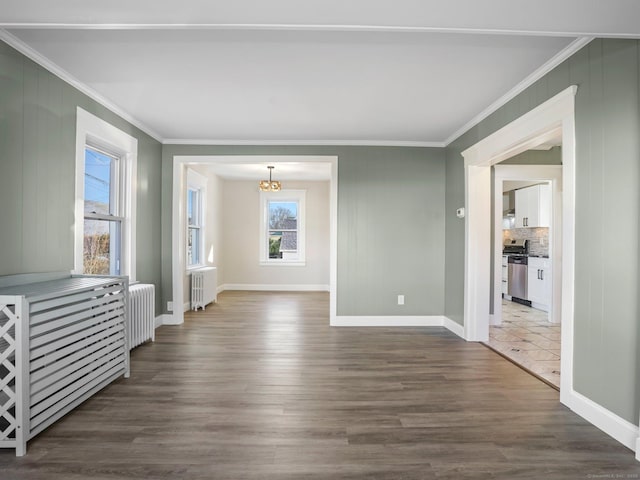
top-left (75, 107), bottom-right (137, 280)
top-left (260, 190), bottom-right (306, 265)
top-left (83, 146), bottom-right (124, 275)
top-left (186, 169), bottom-right (207, 269)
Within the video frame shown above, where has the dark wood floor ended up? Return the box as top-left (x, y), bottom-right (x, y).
top-left (1, 291), bottom-right (638, 479)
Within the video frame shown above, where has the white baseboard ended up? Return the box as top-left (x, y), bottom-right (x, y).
top-left (221, 283), bottom-right (330, 292)
top-left (154, 314), bottom-right (173, 328)
top-left (183, 301), bottom-right (190, 312)
top-left (443, 316), bottom-right (465, 338)
top-left (331, 315), bottom-right (446, 327)
top-left (216, 285), bottom-right (225, 294)
top-left (162, 313), bottom-right (184, 325)
top-left (636, 438), bottom-right (640, 461)
top-left (565, 388), bottom-right (638, 453)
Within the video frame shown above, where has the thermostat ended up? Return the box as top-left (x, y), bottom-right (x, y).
top-left (456, 207), bottom-right (465, 219)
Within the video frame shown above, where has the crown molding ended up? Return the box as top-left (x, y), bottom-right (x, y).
top-left (444, 36), bottom-right (593, 146)
top-left (0, 28), bottom-right (164, 143)
top-left (162, 139), bottom-right (446, 147)
top-left (1, 23), bottom-right (639, 39)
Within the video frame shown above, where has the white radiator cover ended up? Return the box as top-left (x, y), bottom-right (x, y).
top-left (128, 284), bottom-right (155, 349)
top-left (191, 267), bottom-right (217, 311)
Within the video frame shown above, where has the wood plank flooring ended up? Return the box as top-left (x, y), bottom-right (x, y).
top-left (1, 291), bottom-right (638, 479)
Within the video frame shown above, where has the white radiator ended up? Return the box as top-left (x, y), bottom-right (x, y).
top-left (129, 284), bottom-right (155, 349)
top-left (191, 267), bottom-right (217, 311)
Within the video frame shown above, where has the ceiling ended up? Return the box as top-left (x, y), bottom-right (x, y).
top-left (196, 157), bottom-right (332, 181)
top-left (2, 1), bottom-right (639, 145)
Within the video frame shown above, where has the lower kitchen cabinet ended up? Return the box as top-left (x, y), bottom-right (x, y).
top-left (528, 257), bottom-right (551, 311)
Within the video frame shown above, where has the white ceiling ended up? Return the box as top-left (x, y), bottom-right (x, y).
top-left (192, 157), bottom-right (332, 181)
top-left (2, 1), bottom-right (639, 145)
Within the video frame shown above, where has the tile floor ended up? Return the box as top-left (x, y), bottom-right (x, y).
top-left (486, 299), bottom-right (561, 388)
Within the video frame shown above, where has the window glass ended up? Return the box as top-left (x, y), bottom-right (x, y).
top-left (84, 147), bottom-right (115, 215)
top-left (83, 146), bottom-right (122, 276)
top-left (268, 201), bottom-right (298, 260)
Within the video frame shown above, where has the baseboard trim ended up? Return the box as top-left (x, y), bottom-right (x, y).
top-left (565, 388), bottom-right (638, 452)
top-left (221, 283), bottom-right (330, 292)
top-left (636, 437), bottom-right (640, 461)
top-left (182, 301), bottom-right (190, 312)
top-left (162, 313), bottom-right (184, 325)
top-left (443, 316), bottom-right (465, 338)
top-left (216, 285), bottom-right (225, 294)
top-left (154, 314), bottom-right (174, 328)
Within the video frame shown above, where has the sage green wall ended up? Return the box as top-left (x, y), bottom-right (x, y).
top-left (0, 41), bottom-right (164, 312)
top-left (160, 145), bottom-right (445, 317)
top-left (445, 39), bottom-right (640, 424)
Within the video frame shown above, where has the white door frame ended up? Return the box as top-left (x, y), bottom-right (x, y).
top-left (171, 155), bottom-right (338, 326)
top-left (493, 165), bottom-right (562, 326)
top-left (462, 85), bottom-right (577, 405)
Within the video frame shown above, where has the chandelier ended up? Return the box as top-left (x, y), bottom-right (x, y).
top-left (259, 166), bottom-right (281, 192)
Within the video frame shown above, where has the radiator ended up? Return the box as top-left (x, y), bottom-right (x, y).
top-left (0, 273), bottom-right (129, 456)
top-left (129, 283), bottom-right (155, 349)
top-left (191, 267), bottom-right (217, 311)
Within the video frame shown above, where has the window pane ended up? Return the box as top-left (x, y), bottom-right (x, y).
top-left (269, 231), bottom-right (298, 259)
top-left (83, 218), bottom-right (121, 275)
top-left (268, 232), bottom-right (282, 259)
top-left (187, 189), bottom-right (198, 226)
top-left (84, 147), bottom-right (115, 215)
top-left (188, 226), bottom-right (200, 265)
top-left (269, 201), bottom-right (297, 229)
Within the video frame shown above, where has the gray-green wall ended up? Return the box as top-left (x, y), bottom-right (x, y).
top-left (445, 39), bottom-right (640, 424)
top-left (0, 41), bottom-right (164, 312)
top-left (160, 145), bottom-right (445, 317)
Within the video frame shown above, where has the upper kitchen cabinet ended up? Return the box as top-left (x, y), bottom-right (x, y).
top-left (515, 184), bottom-right (550, 228)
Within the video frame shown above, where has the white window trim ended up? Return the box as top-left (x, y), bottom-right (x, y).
top-left (74, 107), bottom-right (137, 281)
top-left (259, 189), bottom-right (306, 266)
top-left (186, 168), bottom-right (207, 271)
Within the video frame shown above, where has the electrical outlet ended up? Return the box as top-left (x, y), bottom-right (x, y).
top-left (167, 301), bottom-right (174, 312)
top-left (397, 295), bottom-right (405, 305)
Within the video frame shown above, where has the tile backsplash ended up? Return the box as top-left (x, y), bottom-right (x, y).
top-left (503, 227), bottom-right (549, 257)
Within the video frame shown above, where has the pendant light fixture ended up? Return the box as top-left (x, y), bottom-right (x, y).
top-left (259, 166), bottom-right (282, 192)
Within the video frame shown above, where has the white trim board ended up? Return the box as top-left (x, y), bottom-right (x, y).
top-left (154, 314), bottom-right (173, 328)
top-left (564, 390), bottom-right (639, 453)
top-left (331, 315), bottom-right (465, 338)
top-left (221, 284), bottom-right (330, 292)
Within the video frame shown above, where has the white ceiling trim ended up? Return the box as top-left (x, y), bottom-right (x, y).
top-left (2, 23), bottom-right (640, 39)
top-left (0, 28), bottom-right (164, 142)
top-left (163, 139), bottom-right (445, 147)
top-left (443, 36), bottom-right (593, 146)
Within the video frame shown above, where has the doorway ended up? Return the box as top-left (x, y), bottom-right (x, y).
top-left (463, 85), bottom-right (577, 405)
top-left (171, 155), bottom-right (338, 326)
top-left (488, 164), bottom-right (562, 388)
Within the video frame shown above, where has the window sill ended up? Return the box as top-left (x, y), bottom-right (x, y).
top-left (186, 265), bottom-right (205, 273)
top-left (260, 261), bottom-right (306, 267)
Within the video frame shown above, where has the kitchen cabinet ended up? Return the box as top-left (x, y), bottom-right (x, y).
top-left (527, 257), bottom-right (551, 311)
top-left (515, 184), bottom-right (550, 228)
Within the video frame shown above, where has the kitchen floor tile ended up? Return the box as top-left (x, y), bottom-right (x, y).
top-left (484, 299), bottom-right (561, 389)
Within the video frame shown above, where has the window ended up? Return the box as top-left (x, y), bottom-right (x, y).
top-left (83, 146), bottom-right (123, 275)
top-left (186, 169), bottom-right (207, 269)
top-left (260, 190), bottom-right (306, 265)
top-left (75, 107), bottom-right (137, 280)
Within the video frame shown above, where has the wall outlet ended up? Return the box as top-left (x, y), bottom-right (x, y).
top-left (397, 295), bottom-right (405, 305)
top-left (167, 301), bottom-right (174, 312)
